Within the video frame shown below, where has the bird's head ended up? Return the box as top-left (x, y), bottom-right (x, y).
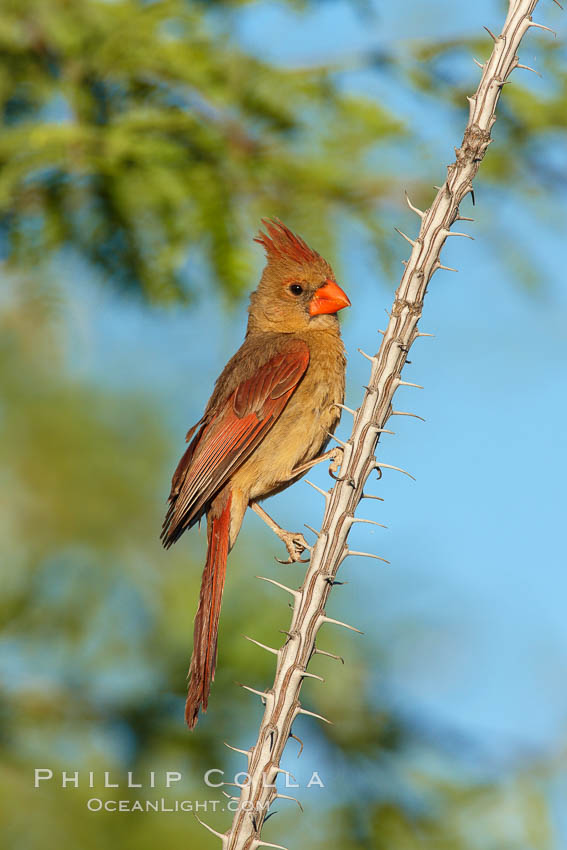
top-left (248, 219), bottom-right (350, 333)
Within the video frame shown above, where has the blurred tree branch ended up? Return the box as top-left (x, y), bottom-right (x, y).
top-left (0, 0), bottom-right (403, 301)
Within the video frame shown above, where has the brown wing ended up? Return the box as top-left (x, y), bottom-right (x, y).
top-left (161, 340), bottom-right (309, 547)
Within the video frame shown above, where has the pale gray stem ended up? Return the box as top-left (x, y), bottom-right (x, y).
top-left (200, 2), bottom-right (552, 847)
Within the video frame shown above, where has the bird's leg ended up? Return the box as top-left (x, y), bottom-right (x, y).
top-left (249, 448), bottom-right (344, 564)
top-left (290, 446), bottom-right (344, 477)
top-left (250, 502), bottom-right (310, 564)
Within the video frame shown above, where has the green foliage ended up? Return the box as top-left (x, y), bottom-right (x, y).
top-left (0, 0), bottom-right (403, 301)
top-left (1, 2), bottom-right (564, 299)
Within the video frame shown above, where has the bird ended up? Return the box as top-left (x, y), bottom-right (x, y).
top-left (161, 219), bottom-right (350, 728)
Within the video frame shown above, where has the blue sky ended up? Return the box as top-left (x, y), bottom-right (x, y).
top-left (61, 0), bottom-right (567, 782)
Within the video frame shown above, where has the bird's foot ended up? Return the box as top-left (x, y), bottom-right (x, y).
top-left (250, 502), bottom-right (311, 564)
top-left (328, 446), bottom-right (344, 476)
top-left (275, 531), bottom-right (311, 565)
top-left (291, 446), bottom-right (345, 478)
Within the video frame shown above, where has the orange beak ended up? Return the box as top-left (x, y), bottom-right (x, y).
top-left (309, 279), bottom-right (351, 317)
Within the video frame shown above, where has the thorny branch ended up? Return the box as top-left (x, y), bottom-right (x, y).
top-left (199, 1), bottom-right (556, 847)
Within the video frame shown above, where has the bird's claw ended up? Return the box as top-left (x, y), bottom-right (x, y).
top-left (328, 447), bottom-right (344, 476)
top-left (275, 531), bottom-right (311, 564)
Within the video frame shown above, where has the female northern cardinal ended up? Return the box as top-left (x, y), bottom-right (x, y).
top-left (161, 219), bottom-right (350, 728)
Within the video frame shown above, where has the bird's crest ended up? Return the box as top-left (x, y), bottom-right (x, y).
top-left (254, 218), bottom-right (321, 266)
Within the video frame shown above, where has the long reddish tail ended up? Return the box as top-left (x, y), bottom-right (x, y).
top-left (185, 490), bottom-right (232, 729)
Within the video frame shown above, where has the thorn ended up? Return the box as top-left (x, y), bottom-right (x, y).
top-left (332, 402), bottom-right (356, 416)
top-left (433, 185), bottom-right (443, 191)
top-left (304, 523), bottom-right (320, 537)
top-left (256, 576), bottom-right (300, 598)
top-left (444, 230), bottom-right (474, 240)
top-left (237, 682), bottom-right (269, 698)
top-left (273, 768), bottom-right (297, 782)
top-left (375, 461), bottom-right (416, 481)
top-left (435, 262), bottom-right (458, 273)
top-left (243, 635), bottom-right (279, 655)
top-left (416, 332), bottom-right (435, 338)
top-left (223, 741), bottom-right (250, 757)
top-left (296, 707), bottom-right (333, 725)
top-left (483, 25), bottom-right (498, 41)
top-left (516, 63), bottom-right (542, 77)
top-left (326, 430), bottom-right (347, 447)
top-left (391, 410), bottom-right (426, 422)
top-left (194, 815), bottom-right (226, 841)
top-left (305, 479), bottom-right (330, 498)
top-left (472, 57), bottom-right (484, 69)
top-left (397, 380), bottom-right (424, 389)
top-left (377, 328), bottom-right (386, 335)
top-left (361, 492), bottom-right (384, 501)
top-left (405, 191), bottom-right (425, 218)
top-left (528, 21), bottom-right (556, 37)
top-left (276, 793), bottom-right (304, 812)
top-left (358, 347), bottom-right (376, 363)
top-left (349, 517), bottom-right (388, 528)
top-left (320, 615), bottom-right (364, 634)
top-left (394, 226), bottom-right (416, 247)
top-left (314, 647), bottom-right (344, 663)
top-left (457, 215), bottom-right (475, 222)
top-left (289, 731), bottom-right (304, 756)
top-left (374, 427), bottom-right (395, 435)
top-left (221, 790), bottom-right (239, 801)
top-left (551, 0), bottom-right (563, 9)
top-left (252, 841), bottom-right (289, 850)
top-left (346, 550), bottom-right (390, 564)
top-left (301, 670), bottom-right (325, 681)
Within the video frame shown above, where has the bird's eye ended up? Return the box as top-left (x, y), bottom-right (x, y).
top-left (289, 284), bottom-right (303, 296)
